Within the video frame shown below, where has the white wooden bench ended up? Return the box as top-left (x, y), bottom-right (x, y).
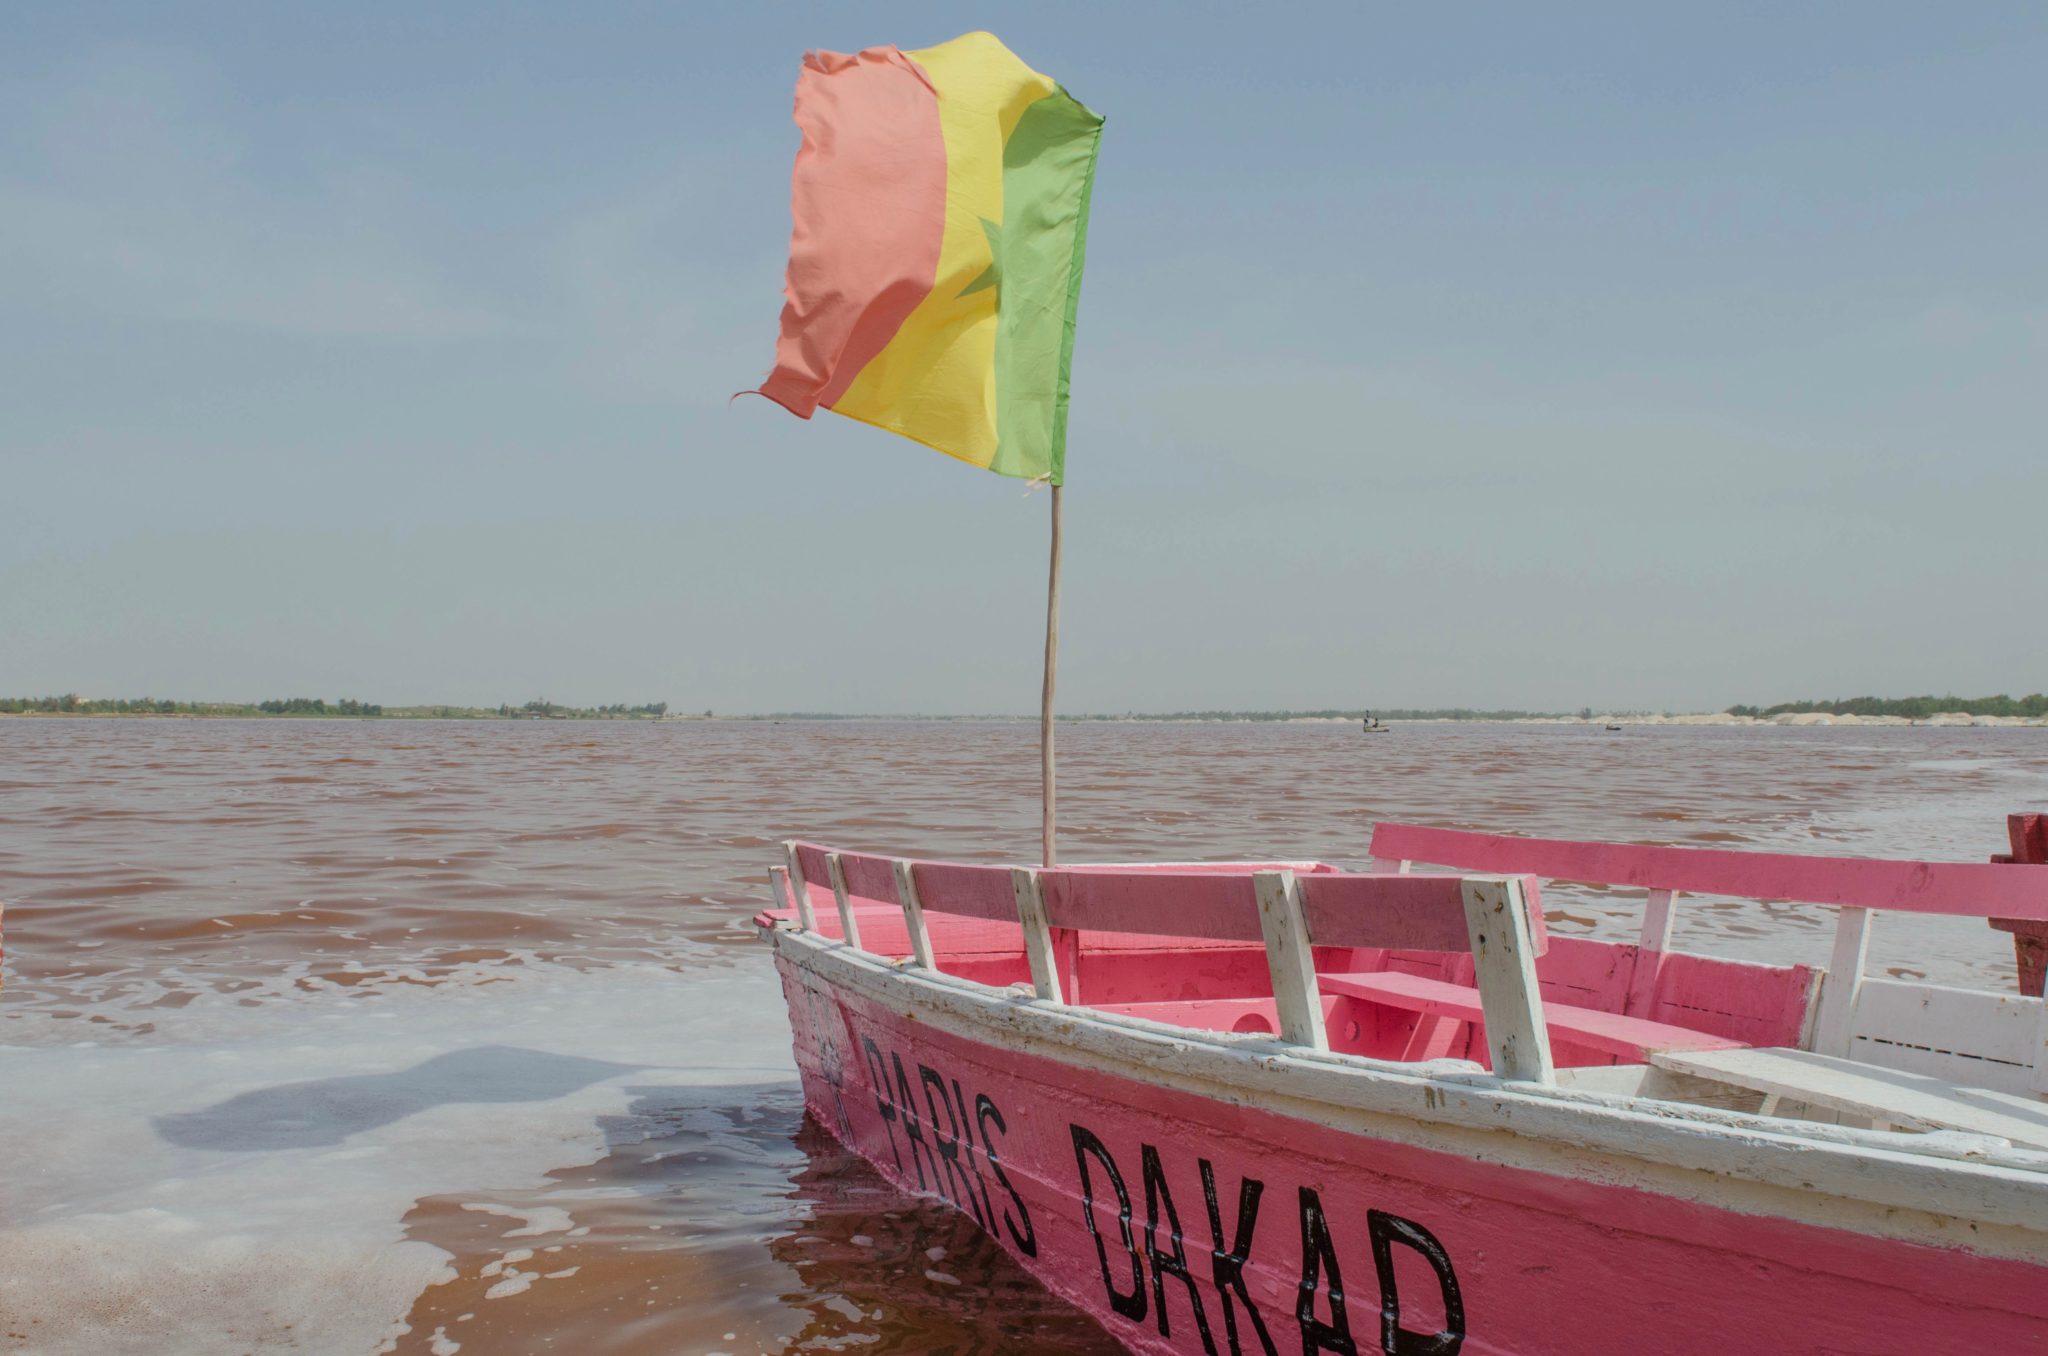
top-left (1650, 1047), bottom-right (2048, 1149)
top-left (1370, 823), bottom-right (2048, 1131)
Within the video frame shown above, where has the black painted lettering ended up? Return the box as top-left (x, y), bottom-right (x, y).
top-left (1200, 1158), bottom-right (1278, 1356)
top-left (1142, 1144), bottom-right (1218, 1353)
top-left (1297, 1187), bottom-right (1358, 1355)
top-left (889, 1052), bottom-right (939, 1194)
top-left (953, 1078), bottom-right (998, 1227)
top-left (977, 1093), bottom-right (1037, 1257)
top-left (1071, 1124), bottom-right (1148, 1321)
top-left (920, 1064), bottom-right (986, 1227)
top-left (1366, 1211), bottom-right (1464, 1356)
top-left (858, 1036), bottom-right (902, 1172)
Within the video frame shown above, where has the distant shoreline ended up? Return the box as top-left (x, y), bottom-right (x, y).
top-left (5, 710), bottom-right (2043, 728)
top-left (0, 698), bottom-right (687, 721)
top-left (0, 710), bottom-right (694, 722)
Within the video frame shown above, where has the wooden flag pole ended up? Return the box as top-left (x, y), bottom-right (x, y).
top-left (1040, 484), bottom-right (1063, 866)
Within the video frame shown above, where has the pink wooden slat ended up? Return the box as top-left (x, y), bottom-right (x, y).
top-left (1320, 971), bottom-right (1744, 1062)
top-left (790, 841), bottom-right (835, 889)
top-left (1297, 873), bottom-right (1549, 955)
top-left (1645, 951), bottom-right (1819, 1048)
top-left (1087, 996), bottom-right (1279, 1033)
top-left (922, 912), bottom-right (1026, 955)
top-left (1370, 823), bottom-right (2048, 921)
top-left (907, 860), bottom-right (1021, 923)
top-left (1037, 871), bottom-right (1262, 941)
top-left (833, 851), bottom-right (900, 905)
top-left (1060, 861), bottom-right (1337, 875)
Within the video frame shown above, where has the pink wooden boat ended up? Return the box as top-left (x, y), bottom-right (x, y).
top-left (755, 824), bottom-right (2048, 1353)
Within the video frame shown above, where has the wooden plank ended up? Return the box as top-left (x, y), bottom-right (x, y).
top-left (1321, 970), bottom-right (1742, 1062)
top-left (1812, 906), bottom-right (1872, 1057)
top-left (1550, 1063), bottom-right (1773, 1113)
top-left (1650, 1046), bottom-right (2048, 1150)
top-left (907, 860), bottom-right (1021, 922)
top-left (1033, 866), bottom-right (1553, 953)
top-left (1037, 870), bottom-right (1261, 941)
top-left (835, 851), bottom-right (901, 905)
top-left (1846, 978), bottom-right (2041, 1096)
top-left (1296, 872), bottom-right (1549, 954)
top-left (781, 842), bottom-right (818, 933)
top-left (1087, 996), bottom-right (1278, 1033)
top-left (824, 852), bottom-right (863, 952)
top-left (1460, 877), bottom-right (1556, 1084)
top-left (1254, 871), bottom-right (1328, 1051)
top-left (1010, 868), bottom-right (1064, 1003)
top-left (1369, 822), bottom-right (2048, 921)
top-left (790, 841), bottom-right (835, 891)
top-left (892, 858), bottom-right (935, 970)
top-left (1057, 860), bottom-right (1333, 874)
top-left (1641, 950), bottom-right (1820, 1048)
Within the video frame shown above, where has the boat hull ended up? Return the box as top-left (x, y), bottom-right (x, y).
top-left (769, 934), bottom-right (2048, 1355)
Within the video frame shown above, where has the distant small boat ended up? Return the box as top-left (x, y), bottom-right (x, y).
top-left (1605, 723), bottom-right (1623, 732)
top-left (1362, 715), bottom-right (1390, 734)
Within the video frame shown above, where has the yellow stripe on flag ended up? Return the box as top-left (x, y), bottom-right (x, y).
top-left (832, 34), bottom-right (1057, 470)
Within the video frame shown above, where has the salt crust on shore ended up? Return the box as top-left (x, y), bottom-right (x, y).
top-left (0, 959), bottom-right (789, 1355)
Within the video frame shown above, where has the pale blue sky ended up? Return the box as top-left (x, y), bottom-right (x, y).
top-left (4, 4), bottom-right (2043, 713)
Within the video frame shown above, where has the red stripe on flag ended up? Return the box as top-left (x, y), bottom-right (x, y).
top-left (754, 46), bottom-right (946, 417)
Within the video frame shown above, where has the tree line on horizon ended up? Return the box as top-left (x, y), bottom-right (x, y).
top-left (0, 695), bottom-right (675, 719)
top-left (494, 699), bottom-right (669, 718)
top-left (1725, 694), bottom-right (2048, 719)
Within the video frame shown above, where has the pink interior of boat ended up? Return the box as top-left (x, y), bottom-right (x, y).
top-left (758, 838), bottom-right (1824, 1071)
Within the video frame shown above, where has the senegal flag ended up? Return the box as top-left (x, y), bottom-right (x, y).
top-left (752, 32), bottom-right (1103, 486)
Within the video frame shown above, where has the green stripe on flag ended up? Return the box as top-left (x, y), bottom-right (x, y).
top-left (989, 89), bottom-right (1103, 485)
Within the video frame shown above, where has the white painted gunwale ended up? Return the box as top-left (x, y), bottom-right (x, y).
top-left (765, 922), bottom-right (2048, 1262)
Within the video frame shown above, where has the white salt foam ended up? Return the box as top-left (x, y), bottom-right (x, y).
top-left (459, 1202), bottom-right (575, 1238)
top-left (0, 957), bottom-right (789, 1354)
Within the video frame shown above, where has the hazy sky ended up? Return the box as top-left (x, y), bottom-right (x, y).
top-left (5, 4), bottom-right (2043, 714)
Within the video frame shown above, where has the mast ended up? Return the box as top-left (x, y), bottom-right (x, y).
top-left (1040, 484), bottom-right (1063, 866)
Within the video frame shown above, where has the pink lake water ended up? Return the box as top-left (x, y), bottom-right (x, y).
top-left (1, 718), bottom-right (2043, 1353)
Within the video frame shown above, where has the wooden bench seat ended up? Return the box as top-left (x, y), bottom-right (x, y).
top-left (1649, 1047), bottom-right (2048, 1149)
top-left (1321, 970), bottom-right (1745, 1063)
